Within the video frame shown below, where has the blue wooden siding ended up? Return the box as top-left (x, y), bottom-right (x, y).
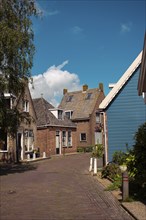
top-left (106, 66), bottom-right (146, 162)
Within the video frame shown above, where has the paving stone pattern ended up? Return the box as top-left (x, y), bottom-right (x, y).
top-left (0, 154), bottom-right (134, 220)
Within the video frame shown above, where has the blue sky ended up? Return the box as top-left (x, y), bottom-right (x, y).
top-left (30, 0), bottom-right (146, 106)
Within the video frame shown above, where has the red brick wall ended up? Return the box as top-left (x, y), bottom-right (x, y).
top-left (36, 127), bottom-right (77, 157)
top-left (74, 120), bottom-right (91, 148)
top-left (73, 91), bottom-right (105, 148)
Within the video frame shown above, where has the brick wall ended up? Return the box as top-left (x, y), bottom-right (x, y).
top-left (36, 127), bottom-right (77, 157)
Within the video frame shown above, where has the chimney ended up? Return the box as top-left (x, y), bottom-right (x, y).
top-left (63, 88), bottom-right (68, 95)
top-left (99, 83), bottom-right (104, 92)
top-left (82, 84), bottom-right (88, 92)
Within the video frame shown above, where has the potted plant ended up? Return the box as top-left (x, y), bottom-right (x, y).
top-left (92, 144), bottom-right (104, 175)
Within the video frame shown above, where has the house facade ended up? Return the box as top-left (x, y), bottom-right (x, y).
top-left (33, 98), bottom-right (77, 157)
top-left (59, 83), bottom-right (105, 149)
top-left (99, 52), bottom-right (146, 163)
top-left (0, 80), bottom-right (37, 162)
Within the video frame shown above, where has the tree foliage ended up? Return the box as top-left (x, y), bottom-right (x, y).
top-left (0, 0), bottom-right (38, 136)
top-left (131, 122), bottom-right (146, 185)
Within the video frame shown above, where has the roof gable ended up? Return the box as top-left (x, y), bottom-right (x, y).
top-left (59, 87), bottom-right (103, 120)
top-left (16, 82), bottom-right (37, 120)
top-left (99, 51), bottom-right (142, 109)
top-left (33, 98), bottom-right (76, 128)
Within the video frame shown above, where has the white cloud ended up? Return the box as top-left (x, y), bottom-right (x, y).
top-left (29, 61), bottom-right (81, 107)
top-left (71, 26), bottom-right (83, 34)
top-left (35, 1), bottom-right (59, 17)
top-left (120, 22), bottom-right (132, 33)
top-left (47, 10), bottom-right (59, 16)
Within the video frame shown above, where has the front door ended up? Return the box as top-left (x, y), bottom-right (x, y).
top-left (56, 131), bottom-right (61, 154)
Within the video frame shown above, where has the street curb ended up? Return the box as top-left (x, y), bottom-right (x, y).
top-left (121, 204), bottom-right (138, 220)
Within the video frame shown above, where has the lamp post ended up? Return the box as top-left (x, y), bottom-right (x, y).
top-left (119, 165), bottom-right (129, 201)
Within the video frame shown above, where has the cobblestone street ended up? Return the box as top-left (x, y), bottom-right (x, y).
top-left (0, 153), bottom-right (134, 220)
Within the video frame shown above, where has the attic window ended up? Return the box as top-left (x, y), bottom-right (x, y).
top-left (85, 93), bottom-right (92, 100)
top-left (65, 110), bottom-right (73, 119)
top-left (58, 110), bottom-right (63, 120)
top-left (23, 100), bottom-right (29, 112)
top-left (66, 95), bottom-right (73, 102)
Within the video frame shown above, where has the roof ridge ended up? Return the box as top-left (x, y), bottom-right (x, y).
top-left (41, 98), bottom-right (50, 124)
top-left (99, 51), bottom-right (142, 109)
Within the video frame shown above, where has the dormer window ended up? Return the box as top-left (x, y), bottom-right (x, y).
top-left (66, 95), bottom-right (73, 102)
top-left (85, 93), bottom-right (92, 100)
top-left (23, 100), bottom-right (29, 112)
top-left (58, 110), bottom-right (63, 120)
top-left (65, 110), bottom-right (73, 119)
top-left (50, 108), bottom-right (63, 120)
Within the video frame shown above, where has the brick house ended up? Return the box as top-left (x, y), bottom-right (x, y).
top-left (0, 80), bottom-right (37, 162)
top-left (58, 83), bottom-right (105, 149)
top-left (33, 98), bottom-right (77, 157)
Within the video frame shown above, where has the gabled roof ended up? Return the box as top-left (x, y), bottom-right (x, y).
top-left (99, 51), bottom-right (142, 109)
top-left (16, 81), bottom-right (37, 120)
top-left (59, 86), bottom-right (104, 120)
top-left (33, 98), bottom-right (76, 128)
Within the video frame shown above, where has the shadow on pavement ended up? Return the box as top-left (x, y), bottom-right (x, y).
top-left (0, 162), bottom-right (38, 176)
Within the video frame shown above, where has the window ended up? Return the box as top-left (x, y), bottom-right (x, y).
top-left (85, 93), bottom-right (92, 100)
top-left (56, 131), bottom-right (60, 136)
top-left (62, 131), bottom-right (66, 146)
top-left (0, 129), bottom-right (8, 151)
top-left (3, 93), bottom-right (15, 109)
top-left (58, 110), bottom-right (63, 120)
top-left (66, 95), bottom-right (73, 102)
top-left (80, 133), bottom-right (86, 141)
top-left (96, 112), bottom-right (101, 123)
top-left (24, 130), bottom-right (34, 151)
top-left (23, 100), bottom-right (29, 112)
top-left (65, 110), bottom-right (73, 119)
top-left (68, 131), bottom-right (72, 146)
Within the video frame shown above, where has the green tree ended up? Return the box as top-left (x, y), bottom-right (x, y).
top-left (0, 0), bottom-right (38, 136)
top-left (132, 122), bottom-right (146, 185)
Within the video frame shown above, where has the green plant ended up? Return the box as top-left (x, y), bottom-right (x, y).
top-left (102, 162), bottom-right (122, 180)
top-left (132, 122), bottom-right (146, 186)
top-left (92, 144), bottom-right (104, 158)
top-left (112, 150), bottom-right (127, 165)
top-left (105, 181), bottom-right (121, 191)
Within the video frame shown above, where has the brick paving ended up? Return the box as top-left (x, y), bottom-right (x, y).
top-left (0, 153), bottom-right (134, 220)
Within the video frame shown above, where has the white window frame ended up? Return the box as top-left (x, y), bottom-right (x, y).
top-left (23, 100), bottom-right (29, 112)
top-left (62, 131), bottom-right (67, 146)
top-left (24, 130), bottom-right (34, 152)
top-left (65, 110), bottom-right (73, 119)
top-left (68, 131), bottom-right (72, 146)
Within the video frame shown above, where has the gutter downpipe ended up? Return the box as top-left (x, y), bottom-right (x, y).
top-left (102, 111), bottom-right (108, 165)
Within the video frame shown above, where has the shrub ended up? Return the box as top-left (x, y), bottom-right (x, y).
top-left (128, 122), bottom-right (146, 186)
top-left (102, 162), bottom-right (122, 181)
top-left (112, 150), bottom-right (127, 165)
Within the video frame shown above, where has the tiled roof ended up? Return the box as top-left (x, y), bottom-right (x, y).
top-left (33, 98), bottom-right (76, 128)
top-left (59, 87), bottom-right (102, 120)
